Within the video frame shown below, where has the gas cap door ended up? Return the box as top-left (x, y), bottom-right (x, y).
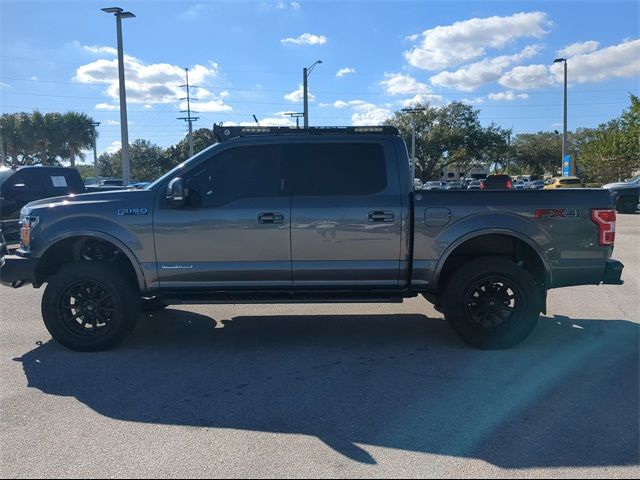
top-left (424, 207), bottom-right (452, 227)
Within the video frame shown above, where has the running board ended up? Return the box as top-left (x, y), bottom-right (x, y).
top-left (161, 290), bottom-right (412, 305)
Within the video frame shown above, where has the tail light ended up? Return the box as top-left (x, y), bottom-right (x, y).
top-left (591, 209), bottom-right (616, 245)
top-left (506, 180), bottom-right (512, 189)
top-left (480, 181), bottom-right (485, 189)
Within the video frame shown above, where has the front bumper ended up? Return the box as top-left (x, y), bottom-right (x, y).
top-left (0, 254), bottom-right (36, 288)
top-left (602, 258), bottom-right (624, 285)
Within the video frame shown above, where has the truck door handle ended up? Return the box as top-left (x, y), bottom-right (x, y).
top-left (258, 212), bottom-right (285, 224)
top-left (368, 211), bottom-right (395, 223)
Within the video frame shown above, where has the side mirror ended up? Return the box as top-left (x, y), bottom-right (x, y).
top-left (166, 177), bottom-right (186, 207)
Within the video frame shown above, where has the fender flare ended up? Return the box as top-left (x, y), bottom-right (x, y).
top-left (35, 230), bottom-right (147, 291)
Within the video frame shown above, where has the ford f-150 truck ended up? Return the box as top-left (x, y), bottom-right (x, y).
top-left (0, 125), bottom-right (624, 351)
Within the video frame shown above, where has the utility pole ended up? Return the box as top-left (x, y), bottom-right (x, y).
top-left (505, 129), bottom-right (511, 176)
top-left (102, 7), bottom-right (135, 186)
top-left (0, 126), bottom-right (5, 167)
top-left (402, 107), bottom-right (426, 185)
top-left (91, 122), bottom-right (101, 181)
top-left (303, 60), bottom-right (322, 128)
top-left (553, 57), bottom-right (569, 176)
top-left (178, 68), bottom-right (199, 158)
top-left (285, 112), bottom-right (304, 128)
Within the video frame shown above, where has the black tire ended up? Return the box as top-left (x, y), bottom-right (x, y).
top-left (41, 262), bottom-right (140, 352)
top-left (616, 196), bottom-right (638, 214)
top-left (141, 296), bottom-right (169, 312)
top-left (442, 257), bottom-right (542, 349)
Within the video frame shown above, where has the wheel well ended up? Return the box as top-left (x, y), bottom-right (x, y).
top-left (438, 234), bottom-right (547, 292)
top-left (36, 236), bottom-right (139, 289)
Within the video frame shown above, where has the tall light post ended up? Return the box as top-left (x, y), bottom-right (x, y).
top-left (402, 107), bottom-right (425, 186)
top-left (90, 122), bottom-right (101, 181)
top-left (553, 57), bottom-right (569, 176)
top-left (102, 7), bottom-right (135, 186)
top-left (303, 60), bottom-right (322, 128)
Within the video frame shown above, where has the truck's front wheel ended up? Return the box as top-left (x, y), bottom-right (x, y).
top-left (41, 262), bottom-right (140, 351)
top-left (442, 257), bottom-right (541, 349)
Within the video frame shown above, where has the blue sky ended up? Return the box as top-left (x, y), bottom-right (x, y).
top-left (1, 0), bottom-right (639, 158)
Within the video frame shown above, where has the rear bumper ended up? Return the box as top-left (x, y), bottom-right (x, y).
top-left (602, 258), bottom-right (624, 285)
top-left (0, 254), bottom-right (36, 288)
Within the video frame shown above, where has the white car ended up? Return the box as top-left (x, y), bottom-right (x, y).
top-left (513, 180), bottom-right (527, 190)
top-left (424, 181), bottom-right (448, 190)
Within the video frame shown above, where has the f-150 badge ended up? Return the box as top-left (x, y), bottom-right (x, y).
top-left (118, 208), bottom-right (149, 216)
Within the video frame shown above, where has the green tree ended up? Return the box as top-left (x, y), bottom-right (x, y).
top-left (511, 132), bottom-right (563, 176)
top-left (61, 112), bottom-right (94, 168)
top-left (384, 102), bottom-right (509, 180)
top-left (164, 128), bottom-right (216, 166)
top-left (577, 94), bottom-right (640, 184)
top-left (97, 139), bottom-right (168, 182)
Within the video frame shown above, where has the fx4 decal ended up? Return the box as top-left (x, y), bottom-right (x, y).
top-left (534, 208), bottom-right (581, 219)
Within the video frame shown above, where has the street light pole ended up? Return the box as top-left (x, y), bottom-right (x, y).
top-left (102, 7), bottom-right (135, 186)
top-left (554, 58), bottom-right (568, 176)
top-left (91, 122), bottom-right (101, 181)
top-left (303, 60), bottom-right (322, 128)
top-left (402, 107), bottom-right (425, 186)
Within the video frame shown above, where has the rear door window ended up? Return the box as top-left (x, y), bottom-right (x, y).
top-left (289, 142), bottom-right (387, 196)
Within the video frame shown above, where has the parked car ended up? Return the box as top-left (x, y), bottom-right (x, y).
top-left (0, 124), bottom-right (624, 352)
top-left (543, 177), bottom-right (585, 189)
top-left (529, 180), bottom-right (546, 190)
top-left (467, 180), bottom-right (482, 190)
top-left (0, 166), bottom-right (86, 238)
top-left (512, 181), bottom-right (527, 190)
top-left (424, 181), bottom-right (448, 190)
top-left (481, 174), bottom-right (512, 190)
top-left (602, 174), bottom-right (640, 214)
top-left (446, 181), bottom-right (464, 190)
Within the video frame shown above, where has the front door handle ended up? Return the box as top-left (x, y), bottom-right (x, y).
top-left (368, 211), bottom-right (395, 223)
top-left (258, 212), bottom-right (285, 224)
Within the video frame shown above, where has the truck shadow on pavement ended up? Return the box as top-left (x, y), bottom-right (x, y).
top-left (15, 311), bottom-right (640, 468)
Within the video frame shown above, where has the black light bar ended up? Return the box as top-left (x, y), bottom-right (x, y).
top-left (212, 124), bottom-right (399, 143)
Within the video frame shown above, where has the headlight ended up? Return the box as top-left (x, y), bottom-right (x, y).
top-left (19, 215), bottom-right (39, 251)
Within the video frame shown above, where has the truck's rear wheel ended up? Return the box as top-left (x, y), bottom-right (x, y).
top-left (41, 262), bottom-right (140, 351)
top-left (442, 257), bottom-right (541, 349)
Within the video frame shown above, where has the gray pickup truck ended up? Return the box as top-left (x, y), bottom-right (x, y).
top-left (0, 125), bottom-right (624, 351)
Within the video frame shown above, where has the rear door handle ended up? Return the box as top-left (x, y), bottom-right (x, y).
top-left (258, 212), bottom-right (285, 224)
top-left (368, 211), bottom-right (395, 223)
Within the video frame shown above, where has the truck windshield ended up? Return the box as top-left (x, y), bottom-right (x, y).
top-left (145, 142), bottom-right (221, 190)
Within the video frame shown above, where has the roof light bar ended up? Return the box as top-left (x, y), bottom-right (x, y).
top-left (212, 124), bottom-right (399, 142)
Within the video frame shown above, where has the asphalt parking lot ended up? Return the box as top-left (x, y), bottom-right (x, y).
top-left (1, 214), bottom-right (638, 478)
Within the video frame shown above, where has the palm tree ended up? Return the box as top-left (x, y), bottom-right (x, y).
top-left (61, 112), bottom-right (94, 168)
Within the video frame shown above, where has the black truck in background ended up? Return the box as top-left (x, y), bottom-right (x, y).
top-left (0, 166), bottom-right (131, 238)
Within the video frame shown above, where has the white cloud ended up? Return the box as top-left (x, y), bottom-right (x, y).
top-left (223, 117), bottom-right (296, 127)
top-left (350, 102), bottom-right (393, 126)
top-left (105, 120), bottom-right (120, 126)
top-left (404, 12), bottom-right (549, 70)
top-left (380, 74), bottom-right (445, 106)
top-left (487, 91), bottom-right (530, 101)
top-left (553, 38), bottom-right (640, 84)
top-left (430, 45), bottom-right (540, 91)
top-left (105, 141), bottom-right (121, 154)
top-left (291, 2), bottom-right (301, 10)
top-left (30, 76), bottom-right (38, 81)
top-left (181, 99), bottom-right (232, 113)
top-left (0, 82), bottom-right (11, 88)
top-left (498, 64), bottom-right (556, 90)
top-left (75, 50), bottom-right (228, 108)
top-left (83, 45), bottom-right (118, 56)
top-left (285, 85), bottom-right (314, 102)
top-left (336, 67), bottom-right (356, 78)
top-left (95, 103), bottom-right (118, 111)
top-left (180, 3), bottom-right (209, 19)
top-left (557, 40), bottom-right (600, 58)
top-left (281, 33), bottom-right (327, 46)
top-left (381, 73), bottom-right (431, 96)
top-left (499, 39), bottom-right (640, 89)
top-left (401, 94), bottom-right (446, 107)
